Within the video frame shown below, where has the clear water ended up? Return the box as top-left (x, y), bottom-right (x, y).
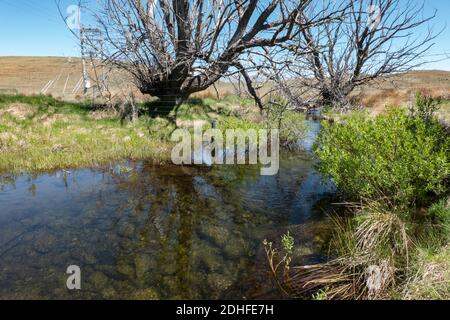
top-left (0, 123), bottom-right (335, 300)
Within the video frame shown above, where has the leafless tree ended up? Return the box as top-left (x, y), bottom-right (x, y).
top-left (270, 0), bottom-right (439, 111)
top-left (64, 0), bottom-right (334, 115)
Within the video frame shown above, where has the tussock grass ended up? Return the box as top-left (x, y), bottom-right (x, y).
top-left (276, 201), bottom-right (449, 300)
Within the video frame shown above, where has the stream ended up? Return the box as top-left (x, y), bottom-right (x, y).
top-left (0, 121), bottom-right (336, 299)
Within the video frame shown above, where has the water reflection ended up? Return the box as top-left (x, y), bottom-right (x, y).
top-left (0, 123), bottom-right (335, 300)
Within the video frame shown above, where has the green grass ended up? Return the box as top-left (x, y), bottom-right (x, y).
top-left (0, 94), bottom-right (175, 173)
top-left (0, 94), bottom-right (300, 174)
top-left (403, 244), bottom-right (450, 300)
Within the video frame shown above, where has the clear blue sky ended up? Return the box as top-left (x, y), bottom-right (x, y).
top-left (0, 0), bottom-right (449, 70)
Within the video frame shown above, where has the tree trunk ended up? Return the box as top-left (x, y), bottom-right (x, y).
top-left (320, 86), bottom-right (353, 111)
top-left (154, 93), bottom-right (187, 116)
top-left (141, 83), bottom-right (189, 117)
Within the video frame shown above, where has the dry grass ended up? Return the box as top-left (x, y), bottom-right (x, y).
top-left (352, 70), bottom-right (450, 119)
top-left (403, 244), bottom-right (450, 300)
top-left (0, 56), bottom-right (238, 102)
top-left (268, 201), bottom-right (448, 300)
top-left (0, 56), bottom-right (83, 98)
top-left (1, 57), bottom-right (449, 120)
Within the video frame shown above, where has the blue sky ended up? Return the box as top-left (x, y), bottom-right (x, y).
top-left (0, 0), bottom-right (449, 70)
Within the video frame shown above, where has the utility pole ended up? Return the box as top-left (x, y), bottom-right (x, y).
top-left (80, 27), bottom-right (103, 99)
top-left (80, 28), bottom-right (90, 95)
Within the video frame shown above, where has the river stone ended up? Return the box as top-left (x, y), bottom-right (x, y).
top-left (132, 288), bottom-right (160, 300)
top-left (116, 261), bottom-right (135, 278)
top-left (81, 251), bottom-right (98, 265)
top-left (89, 271), bottom-right (109, 290)
top-left (213, 205), bottom-right (234, 221)
top-left (200, 224), bottom-right (229, 247)
top-left (134, 254), bottom-right (155, 279)
top-left (292, 246), bottom-right (314, 260)
top-left (224, 237), bottom-right (250, 258)
top-left (207, 273), bottom-right (233, 292)
top-left (32, 231), bottom-right (57, 254)
top-left (118, 222), bottom-right (136, 238)
top-left (101, 287), bottom-right (117, 299)
top-left (193, 241), bottom-right (224, 272)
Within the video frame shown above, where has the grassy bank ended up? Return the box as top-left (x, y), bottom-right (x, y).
top-left (265, 96), bottom-right (450, 300)
top-left (0, 94), bottom-right (306, 174)
top-left (0, 95), bottom-right (173, 173)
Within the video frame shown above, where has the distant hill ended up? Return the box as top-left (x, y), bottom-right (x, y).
top-left (353, 70), bottom-right (450, 117)
top-left (0, 56), bottom-right (87, 98)
top-left (0, 57), bottom-right (449, 116)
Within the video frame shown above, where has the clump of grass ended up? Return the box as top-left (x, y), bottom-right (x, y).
top-left (268, 205), bottom-right (401, 300)
top-left (405, 199), bottom-right (450, 300)
top-left (269, 200), bottom-right (448, 300)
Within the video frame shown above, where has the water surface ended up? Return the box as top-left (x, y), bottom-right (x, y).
top-left (0, 123), bottom-right (335, 299)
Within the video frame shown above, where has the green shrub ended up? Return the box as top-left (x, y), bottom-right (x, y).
top-left (428, 199), bottom-right (450, 225)
top-left (409, 93), bottom-right (441, 124)
top-left (314, 108), bottom-right (449, 206)
top-left (218, 116), bottom-right (263, 131)
top-left (419, 199), bottom-right (450, 247)
top-left (265, 98), bottom-right (308, 150)
top-left (275, 111), bottom-right (307, 150)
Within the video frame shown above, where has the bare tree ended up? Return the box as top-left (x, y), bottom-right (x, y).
top-left (66, 0), bottom-right (329, 115)
top-left (271, 0), bottom-right (438, 111)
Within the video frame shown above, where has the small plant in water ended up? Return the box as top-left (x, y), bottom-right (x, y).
top-left (263, 231), bottom-right (295, 296)
top-left (281, 231), bottom-right (294, 273)
top-left (114, 164), bottom-right (134, 174)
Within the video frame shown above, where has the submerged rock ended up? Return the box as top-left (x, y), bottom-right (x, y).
top-left (207, 273), bottom-right (234, 293)
top-left (118, 222), bottom-right (136, 238)
top-left (131, 288), bottom-right (160, 300)
top-left (200, 224), bottom-right (230, 247)
top-left (101, 287), bottom-right (118, 299)
top-left (193, 240), bottom-right (224, 273)
top-left (224, 237), bottom-right (251, 258)
top-left (116, 261), bottom-right (135, 278)
top-left (134, 254), bottom-right (155, 279)
top-left (32, 231), bottom-right (57, 254)
top-left (89, 271), bottom-right (109, 291)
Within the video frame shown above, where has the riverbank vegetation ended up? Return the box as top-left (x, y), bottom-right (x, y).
top-left (0, 94), bottom-right (172, 173)
top-left (265, 95), bottom-right (450, 300)
top-left (0, 94), bottom-right (307, 173)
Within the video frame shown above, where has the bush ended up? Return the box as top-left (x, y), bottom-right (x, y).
top-left (314, 108), bottom-right (449, 207)
top-left (271, 111), bottom-right (307, 150)
top-left (267, 106), bottom-right (450, 300)
top-left (265, 97), bottom-right (308, 150)
top-left (409, 93), bottom-right (441, 124)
